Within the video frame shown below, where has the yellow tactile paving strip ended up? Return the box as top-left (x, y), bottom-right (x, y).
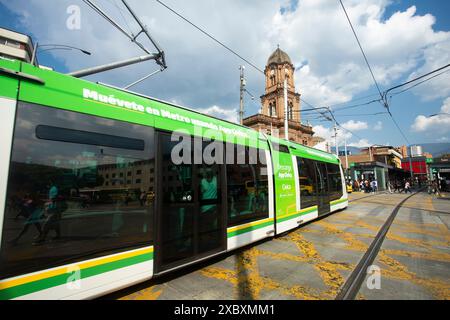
top-left (115, 193), bottom-right (450, 300)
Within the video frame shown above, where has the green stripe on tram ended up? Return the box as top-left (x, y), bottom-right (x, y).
top-left (227, 220), bottom-right (274, 238)
top-left (0, 251), bottom-right (153, 300)
top-left (277, 206), bottom-right (317, 224)
top-left (331, 198), bottom-right (348, 206)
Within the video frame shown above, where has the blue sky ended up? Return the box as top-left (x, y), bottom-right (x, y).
top-left (1, 0), bottom-right (449, 148)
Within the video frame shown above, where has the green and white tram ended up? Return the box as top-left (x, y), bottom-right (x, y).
top-left (0, 58), bottom-right (347, 299)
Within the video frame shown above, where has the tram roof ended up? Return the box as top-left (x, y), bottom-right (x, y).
top-left (0, 57), bottom-right (339, 163)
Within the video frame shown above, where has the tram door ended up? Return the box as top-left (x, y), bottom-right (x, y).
top-left (156, 133), bottom-right (226, 272)
top-left (315, 162), bottom-right (330, 216)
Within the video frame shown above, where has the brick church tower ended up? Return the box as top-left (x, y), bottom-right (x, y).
top-left (243, 47), bottom-right (318, 146)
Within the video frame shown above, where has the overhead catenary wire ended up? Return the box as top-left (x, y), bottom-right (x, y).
top-left (384, 63), bottom-right (450, 98)
top-left (325, 92), bottom-right (381, 109)
top-left (82, 0), bottom-right (147, 52)
top-left (383, 64), bottom-right (450, 146)
top-left (387, 66), bottom-right (450, 98)
top-left (332, 112), bottom-right (389, 117)
top-left (156, 0), bottom-right (335, 124)
top-left (108, 0), bottom-right (134, 35)
top-left (388, 114), bottom-right (410, 145)
top-left (155, 0), bottom-right (265, 74)
top-left (339, 0), bottom-right (385, 107)
top-left (332, 98), bottom-right (382, 112)
top-left (338, 0), bottom-right (415, 148)
top-left (156, 0), bottom-right (414, 147)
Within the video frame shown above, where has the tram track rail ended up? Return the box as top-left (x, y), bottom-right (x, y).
top-left (347, 191), bottom-right (389, 203)
top-left (353, 199), bottom-right (450, 215)
top-left (335, 188), bottom-right (425, 300)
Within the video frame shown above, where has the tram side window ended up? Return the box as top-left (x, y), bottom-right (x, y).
top-left (297, 157), bottom-right (317, 209)
top-left (0, 102), bottom-right (155, 280)
top-left (327, 163), bottom-right (343, 201)
top-left (226, 144), bottom-right (268, 226)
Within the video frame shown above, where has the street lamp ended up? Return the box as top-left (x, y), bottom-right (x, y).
top-left (31, 43), bottom-right (92, 66)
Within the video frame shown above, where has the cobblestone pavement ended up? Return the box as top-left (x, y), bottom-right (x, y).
top-left (106, 191), bottom-right (450, 300)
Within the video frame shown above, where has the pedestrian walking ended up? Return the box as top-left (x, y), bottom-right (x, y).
top-left (371, 179), bottom-right (378, 193)
top-left (404, 180), bottom-right (412, 194)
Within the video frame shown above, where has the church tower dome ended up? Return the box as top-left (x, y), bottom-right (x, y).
top-left (261, 47), bottom-right (299, 122)
top-left (267, 47), bottom-right (292, 66)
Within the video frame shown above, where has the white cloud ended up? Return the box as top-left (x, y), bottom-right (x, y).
top-left (1, 0), bottom-right (449, 132)
top-left (348, 139), bottom-right (371, 148)
top-left (342, 120), bottom-right (368, 131)
top-left (268, 2), bottom-right (450, 106)
top-left (411, 97), bottom-right (450, 135)
top-left (312, 124), bottom-right (352, 147)
top-left (195, 105), bottom-right (238, 123)
top-left (404, 41), bottom-right (450, 101)
top-left (374, 121), bottom-right (383, 131)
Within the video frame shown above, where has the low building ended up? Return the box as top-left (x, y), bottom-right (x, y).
top-left (0, 27), bottom-right (34, 62)
top-left (428, 154), bottom-right (450, 191)
top-left (359, 146), bottom-right (404, 169)
top-left (340, 145), bottom-right (413, 190)
top-left (349, 161), bottom-right (390, 190)
top-left (401, 156), bottom-right (429, 183)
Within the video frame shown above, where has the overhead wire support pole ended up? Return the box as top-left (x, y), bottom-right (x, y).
top-left (284, 75), bottom-right (289, 140)
top-left (72, 0), bottom-right (166, 79)
top-left (334, 122), bottom-right (339, 156)
top-left (239, 66), bottom-right (245, 125)
top-left (69, 54), bottom-right (158, 78)
top-left (82, 0), bottom-right (149, 53)
top-left (121, 0), bottom-right (166, 68)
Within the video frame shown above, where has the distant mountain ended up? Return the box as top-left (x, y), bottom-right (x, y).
top-left (418, 143), bottom-right (450, 158)
top-left (332, 146), bottom-right (362, 156)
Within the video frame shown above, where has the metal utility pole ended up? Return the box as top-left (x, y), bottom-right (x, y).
top-left (239, 65), bottom-right (246, 125)
top-left (409, 145), bottom-right (414, 182)
top-left (284, 76), bottom-right (289, 141)
top-left (333, 123), bottom-right (339, 156)
top-left (344, 136), bottom-right (349, 174)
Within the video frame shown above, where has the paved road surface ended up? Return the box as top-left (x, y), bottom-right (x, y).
top-left (105, 191), bottom-right (450, 300)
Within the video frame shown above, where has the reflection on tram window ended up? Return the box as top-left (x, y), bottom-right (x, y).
top-left (297, 157), bottom-right (317, 209)
top-left (226, 144), bottom-right (268, 226)
top-left (0, 102), bottom-right (155, 280)
top-left (327, 163), bottom-right (343, 201)
top-left (160, 134), bottom-right (194, 265)
top-left (198, 163), bottom-right (221, 254)
top-left (159, 135), bottom-right (224, 265)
